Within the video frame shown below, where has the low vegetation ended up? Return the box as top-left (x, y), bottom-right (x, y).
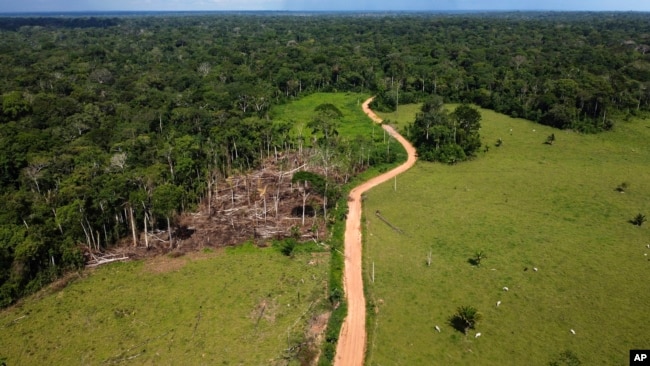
top-left (2, 12), bottom-right (650, 305)
top-left (0, 247), bottom-right (330, 365)
top-left (630, 213), bottom-right (647, 226)
top-left (0, 92), bottom-right (407, 365)
top-left (469, 250), bottom-right (487, 267)
top-left (449, 305), bottom-right (483, 335)
top-left (364, 105), bottom-right (649, 365)
top-left (615, 182), bottom-right (629, 193)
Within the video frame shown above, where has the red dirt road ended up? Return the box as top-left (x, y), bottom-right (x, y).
top-left (333, 98), bottom-right (417, 366)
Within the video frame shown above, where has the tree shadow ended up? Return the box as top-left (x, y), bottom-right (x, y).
top-left (448, 315), bottom-right (468, 334)
top-left (629, 213), bottom-right (646, 226)
top-left (467, 258), bottom-right (480, 266)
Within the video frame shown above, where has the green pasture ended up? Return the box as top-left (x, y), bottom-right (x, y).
top-left (0, 92), bottom-right (405, 366)
top-left (375, 103), bottom-right (423, 131)
top-left (271, 92), bottom-right (386, 142)
top-left (364, 106), bottom-right (650, 365)
top-left (0, 246), bottom-right (329, 365)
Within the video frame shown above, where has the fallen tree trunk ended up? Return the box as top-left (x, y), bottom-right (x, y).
top-left (375, 210), bottom-right (404, 234)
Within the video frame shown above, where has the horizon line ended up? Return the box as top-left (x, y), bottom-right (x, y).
top-left (0, 9), bottom-right (648, 15)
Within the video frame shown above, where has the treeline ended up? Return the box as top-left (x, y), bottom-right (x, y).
top-left (367, 13), bottom-right (650, 132)
top-left (1, 12), bottom-right (650, 306)
top-left (0, 17), bottom-right (119, 31)
top-left (408, 99), bottom-right (483, 164)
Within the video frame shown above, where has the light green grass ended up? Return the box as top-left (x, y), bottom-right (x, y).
top-left (0, 92), bottom-right (400, 366)
top-left (375, 103), bottom-right (423, 132)
top-left (0, 247), bottom-right (329, 365)
top-left (365, 106), bottom-right (650, 365)
top-left (271, 92), bottom-right (385, 141)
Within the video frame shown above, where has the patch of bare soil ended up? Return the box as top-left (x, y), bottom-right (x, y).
top-left (177, 152), bottom-right (329, 250)
top-left (333, 97), bottom-right (418, 366)
top-left (251, 298), bottom-right (279, 325)
top-left (307, 311), bottom-right (332, 365)
top-left (89, 149), bottom-right (344, 266)
top-left (141, 254), bottom-right (187, 274)
top-left (142, 249), bottom-right (224, 274)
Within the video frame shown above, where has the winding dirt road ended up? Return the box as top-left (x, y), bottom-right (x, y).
top-left (333, 98), bottom-right (417, 366)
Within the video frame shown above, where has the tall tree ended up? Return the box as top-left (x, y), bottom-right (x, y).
top-left (152, 183), bottom-right (183, 248)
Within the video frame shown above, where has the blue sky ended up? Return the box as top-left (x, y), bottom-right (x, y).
top-left (1, 0), bottom-right (648, 13)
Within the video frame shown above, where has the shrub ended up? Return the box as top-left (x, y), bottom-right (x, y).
top-left (545, 133), bottom-right (556, 145)
top-left (630, 213), bottom-right (646, 227)
top-left (468, 250), bottom-right (486, 267)
top-left (449, 305), bottom-right (482, 334)
top-left (549, 350), bottom-right (582, 366)
top-left (615, 182), bottom-right (628, 193)
top-left (276, 238), bottom-right (298, 257)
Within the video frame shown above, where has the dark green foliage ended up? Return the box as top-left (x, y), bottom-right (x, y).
top-left (292, 171), bottom-right (327, 196)
top-left (449, 305), bottom-right (483, 334)
top-left (317, 192), bottom-right (352, 365)
top-left (1, 91), bottom-right (30, 120)
top-left (545, 133), bottom-right (556, 145)
top-left (314, 103), bottom-right (344, 118)
top-left (409, 98), bottom-right (482, 163)
top-left (152, 184), bottom-right (183, 222)
top-left (0, 17), bottom-right (119, 31)
top-left (451, 104), bottom-right (483, 155)
top-left (275, 238), bottom-right (323, 257)
top-left (615, 182), bottom-right (628, 193)
top-left (292, 171), bottom-right (341, 204)
top-left (630, 213), bottom-right (647, 226)
top-left (469, 250), bottom-right (486, 267)
top-left (276, 238), bottom-right (298, 257)
top-left (1, 11), bottom-right (649, 306)
top-left (309, 103), bottom-right (342, 148)
top-left (549, 350), bottom-right (582, 366)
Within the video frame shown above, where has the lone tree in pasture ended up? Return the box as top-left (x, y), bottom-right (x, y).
top-left (630, 213), bottom-right (647, 226)
top-left (615, 182), bottom-right (628, 193)
top-left (469, 250), bottom-right (486, 267)
top-left (449, 305), bottom-right (483, 335)
top-left (545, 133), bottom-right (556, 145)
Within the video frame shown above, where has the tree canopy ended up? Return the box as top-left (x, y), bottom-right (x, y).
top-left (1, 11), bottom-right (650, 306)
top-left (410, 98), bottom-right (482, 163)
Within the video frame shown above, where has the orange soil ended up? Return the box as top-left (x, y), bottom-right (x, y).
top-left (333, 98), bottom-right (417, 366)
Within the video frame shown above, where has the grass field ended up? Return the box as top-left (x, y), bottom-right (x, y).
top-left (271, 92), bottom-right (383, 139)
top-left (364, 106), bottom-right (650, 365)
top-left (0, 92), bottom-right (401, 366)
top-left (0, 246), bottom-right (329, 365)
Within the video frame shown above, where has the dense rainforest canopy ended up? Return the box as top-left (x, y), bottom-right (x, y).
top-left (1, 12), bottom-right (650, 306)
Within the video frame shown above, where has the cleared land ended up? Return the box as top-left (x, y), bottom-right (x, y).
top-left (334, 98), bottom-right (417, 366)
top-left (0, 94), bottom-right (390, 365)
top-left (0, 247), bottom-right (329, 365)
top-left (364, 106), bottom-right (650, 365)
top-left (270, 92), bottom-right (379, 139)
top-left (0, 92), bottom-right (400, 366)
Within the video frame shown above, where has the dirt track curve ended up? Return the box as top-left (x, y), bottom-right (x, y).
top-left (333, 98), bottom-right (417, 366)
